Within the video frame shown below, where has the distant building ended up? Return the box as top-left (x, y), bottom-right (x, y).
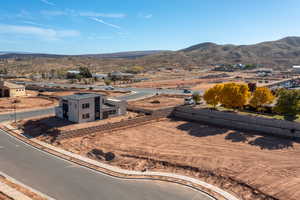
top-left (55, 93), bottom-right (127, 123)
top-left (256, 68), bottom-right (273, 77)
top-left (92, 73), bottom-right (107, 79)
top-left (67, 70), bottom-right (80, 74)
top-left (0, 81), bottom-right (26, 98)
top-left (292, 66), bottom-right (300, 73)
top-left (109, 71), bottom-right (134, 80)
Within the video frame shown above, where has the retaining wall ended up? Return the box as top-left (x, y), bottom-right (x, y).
top-left (172, 106), bottom-right (300, 139)
top-left (57, 108), bottom-right (173, 140)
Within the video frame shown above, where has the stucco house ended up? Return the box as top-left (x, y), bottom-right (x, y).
top-left (0, 81), bottom-right (26, 98)
top-left (292, 66), bottom-right (300, 73)
top-left (55, 93), bottom-right (127, 123)
top-left (108, 71), bottom-right (134, 80)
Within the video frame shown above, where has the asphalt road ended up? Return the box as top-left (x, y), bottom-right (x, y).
top-left (0, 130), bottom-right (213, 200)
top-left (0, 108), bottom-right (55, 122)
top-left (18, 81), bottom-right (195, 97)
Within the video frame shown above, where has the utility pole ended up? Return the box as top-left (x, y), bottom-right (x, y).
top-left (12, 99), bottom-right (18, 124)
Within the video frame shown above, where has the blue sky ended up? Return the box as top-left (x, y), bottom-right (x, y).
top-left (1, 0), bottom-right (300, 54)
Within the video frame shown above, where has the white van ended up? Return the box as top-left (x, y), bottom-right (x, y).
top-left (184, 97), bottom-right (194, 105)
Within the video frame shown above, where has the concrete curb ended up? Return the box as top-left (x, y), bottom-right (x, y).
top-left (0, 182), bottom-right (32, 200)
top-left (1, 124), bottom-right (240, 200)
top-left (0, 171), bottom-right (55, 200)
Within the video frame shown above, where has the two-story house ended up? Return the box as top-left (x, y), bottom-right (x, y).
top-left (55, 93), bottom-right (127, 123)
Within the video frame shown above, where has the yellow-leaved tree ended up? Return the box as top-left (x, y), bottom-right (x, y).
top-left (203, 84), bottom-right (224, 108)
top-left (250, 87), bottom-right (275, 109)
top-left (220, 83), bottom-right (251, 109)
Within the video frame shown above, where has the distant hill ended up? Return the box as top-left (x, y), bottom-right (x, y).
top-left (80, 50), bottom-right (169, 59)
top-left (176, 36), bottom-right (300, 68)
top-left (1, 37), bottom-right (300, 73)
top-left (0, 50), bottom-right (167, 59)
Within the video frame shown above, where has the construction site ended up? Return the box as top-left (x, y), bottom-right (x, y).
top-left (8, 93), bottom-right (300, 200)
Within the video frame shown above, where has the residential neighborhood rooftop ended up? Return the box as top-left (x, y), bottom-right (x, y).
top-left (0, 81), bottom-right (25, 89)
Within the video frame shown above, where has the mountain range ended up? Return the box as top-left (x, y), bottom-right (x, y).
top-left (1, 36), bottom-right (300, 70)
top-left (0, 50), bottom-right (167, 59)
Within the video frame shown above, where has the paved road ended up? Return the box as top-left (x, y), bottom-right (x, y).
top-left (17, 81), bottom-right (196, 100)
top-left (0, 108), bottom-right (55, 122)
top-left (0, 130), bottom-right (213, 200)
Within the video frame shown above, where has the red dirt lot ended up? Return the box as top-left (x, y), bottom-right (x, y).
top-left (0, 96), bottom-right (57, 113)
top-left (57, 119), bottom-right (300, 200)
top-left (128, 95), bottom-right (184, 110)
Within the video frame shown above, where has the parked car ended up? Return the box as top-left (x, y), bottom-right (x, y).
top-left (105, 86), bottom-right (114, 90)
top-left (184, 97), bottom-right (195, 105)
top-left (183, 89), bottom-right (192, 94)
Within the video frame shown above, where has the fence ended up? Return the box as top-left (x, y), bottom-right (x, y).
top-left (172, 106), bottom-right (300, 139)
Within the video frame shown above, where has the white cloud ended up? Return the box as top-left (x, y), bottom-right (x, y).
top-left (40, 0), bottom-right (55, 6)
top-left (139, 13), bottom-right (153, 19)
top-left (87, 35), bottom-right (113, 40)
top-left (90, 17), bottom-right (121, 29)
top-left (79, 12), bottom-right (126, 18)
top-left (41, 9), bottom-right (126, 18)
top-left (40, 10), bottom-right (67, 16)
top-left (0, 24), bottom-right (80, 40)
top-left (17, 10), bottom-right (32, 19)
top-left (22, 21), bottom-right (45, 27)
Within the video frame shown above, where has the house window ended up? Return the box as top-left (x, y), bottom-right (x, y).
top-left (82, 113), bottom-right (90, 119)
top-left (108, 110), bottom-right (116, 115)
top-left (82, 103), bottom-right (90, 109)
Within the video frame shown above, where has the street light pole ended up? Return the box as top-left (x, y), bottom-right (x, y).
top-left (14, 103), bottom-right (16, 123)
top-left (12, 99), bottom-right (17, 124)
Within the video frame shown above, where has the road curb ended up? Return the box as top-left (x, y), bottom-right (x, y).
top-left (0, 124), bottom-right (240, 200)
top-left (0, 171), bottom-right (55, 200)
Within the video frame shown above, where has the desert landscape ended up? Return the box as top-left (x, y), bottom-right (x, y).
top-left (41, 118), bottom-right (299, 200)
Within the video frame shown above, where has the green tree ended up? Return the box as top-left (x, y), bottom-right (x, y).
top-left (126, 66), bottom-right (144, 74)
top-left (79, 67), bottom-right (92, 78)
top-left (104, 79), bottom-right (112, 86)
top-left (274, 89), bottom-right (300, 117)
top-left (192, 92), bottom-right (201, 104)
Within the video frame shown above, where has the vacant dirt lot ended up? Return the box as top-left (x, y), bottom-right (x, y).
top-left (129, 95), bottom-right (184, 110)
top-left (56, 119), bottom-right (300, 200)
top-left (0, 96), bottom-right (57, 113)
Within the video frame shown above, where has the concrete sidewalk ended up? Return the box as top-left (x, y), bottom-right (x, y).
top-left (0, 181), bottom-right (32, 200)
top-left (0, 171), bottom-right (55, 200)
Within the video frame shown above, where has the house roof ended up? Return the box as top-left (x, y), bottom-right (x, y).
top-left (0, 81), bottom-right (25, 89)
top-left (67, 70), bottom-right (80, 74)
top-left (110, 71), bottom-right (134, 76)
top-left (61, 93), bottom-right (102, 101)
